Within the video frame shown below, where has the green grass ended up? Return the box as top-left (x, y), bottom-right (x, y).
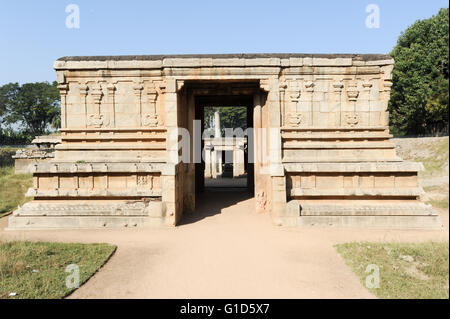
top-left (336, 241), bottom-right (449, 299)
top-left (416, 138), bottom-right (449, 178)
top-left (428, 198), bottom-right (449, 209)
top-left (0, 166), bottom-right (33, 216)
top-left (0, 241), bottom-right (116, 299)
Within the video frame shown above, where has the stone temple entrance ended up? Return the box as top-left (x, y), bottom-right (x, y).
top-left (7, 54), bottom-right (443, 229)
top-left (191, 84), bottom-right (256, 195)
top-left (176, 81), bottom-right (269, 213)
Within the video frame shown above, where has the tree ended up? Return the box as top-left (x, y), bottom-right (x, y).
top-left (0, 82), bottom-right (20, 130)
top-left (388, 7), bottom-right (449, 136)
top-left (0, 81), bottom-right (60, 136)
top-left (203, 106), bottom-right (247, 136)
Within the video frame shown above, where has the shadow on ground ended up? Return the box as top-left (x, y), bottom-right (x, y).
top-left (179, 190), bottom-right (253, 225)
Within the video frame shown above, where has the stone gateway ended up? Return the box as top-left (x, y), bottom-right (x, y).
top-left (7, 54), bottom-right (442, 229)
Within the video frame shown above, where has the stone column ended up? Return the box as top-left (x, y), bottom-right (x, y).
top-left (264, 78), bottom-right (287, 223)
top-left (211, 148), bottom-right (218, 178)
top-left (79, 84), bottom-right (88, 128)
top-left (233, 140), bottom-right (245, 177)
top-left (217, 149), bottom-right (223, 176)
top-left (107, 83), bottom-right (116, 127)
top-left (214, 111), bottom-right (221, 138)
top-left (161, 78), bottom-right (181, 226)
top-left (204, 143), bottom-right (213, 178)
top-left (332, 82), bottom-right (344, 127)
top-left (58, 84), bottom-right (69, 128)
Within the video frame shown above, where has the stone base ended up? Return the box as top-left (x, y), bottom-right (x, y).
top-left (6, 200), bottom-right (167, 230)
top-left (281, 200), bottom-right (444, 229)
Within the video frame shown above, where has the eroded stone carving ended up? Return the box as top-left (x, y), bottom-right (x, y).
top-left (345, 113), bottom-right (360, 127)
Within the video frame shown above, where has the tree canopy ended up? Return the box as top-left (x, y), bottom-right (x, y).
top-left (388, 7), bottom-right (449, 136)
top-left (204, 106), bottom-right (247, 136)
top-left (0, 81), bottom-right (60, 143)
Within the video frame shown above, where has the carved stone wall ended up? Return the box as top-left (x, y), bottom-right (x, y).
top-left (7, 54), bottom-right (442, 229)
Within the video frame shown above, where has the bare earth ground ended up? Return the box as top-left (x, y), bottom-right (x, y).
top-left (0, 191), bottom-right (447, 299)
top-left (0, 137), bottom-right (448, 299)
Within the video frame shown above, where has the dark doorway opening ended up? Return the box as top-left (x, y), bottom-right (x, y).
top-left (195, 95), bottom-right (254, 195)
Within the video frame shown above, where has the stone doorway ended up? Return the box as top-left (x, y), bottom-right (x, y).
top-left (177, 80), bottom-right (269, 216)
top-left (197, 100), bottom-right (253, 193)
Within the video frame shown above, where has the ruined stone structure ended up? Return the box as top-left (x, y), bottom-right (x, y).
top-left (7, 54), bottom-right (442, 229)
top-left (203, 137), bottom-right (246, 179)
top-left (13, 135), bottom-right (61, 174)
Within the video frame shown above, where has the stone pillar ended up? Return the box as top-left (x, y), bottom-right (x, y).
top-left (57, 84), bottom-right (69, 128)
top-left (204, 143), bottom-right (213, 178)
top-left (210, 148), bottom-right (217, 178)
top-left (214, 111), bottom-right (221, 138)
top-left (264, 78), bottom-right (287, 222)
top-left (161, 78), bottom-right (180, 226)
top-left (233, 140), bottom-right (245, 177)
top-left (217, 149), bottom-right (223, 176)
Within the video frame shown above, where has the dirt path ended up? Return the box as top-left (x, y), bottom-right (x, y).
top-left (1, 191), bottom-right (448, 299)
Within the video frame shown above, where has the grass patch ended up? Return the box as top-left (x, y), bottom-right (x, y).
top-left (0, 166), bottom-right (32, 215)
top-left (423, 185), bottom-right (445, 192)
top-left (428, 198), bottom-right (449, 209)
top-left (416, 138), bottom-right (449, 178)
top-left (0, 241), bottom-right (116, 299)
top-left (336, 241), bottom-right (449, 299)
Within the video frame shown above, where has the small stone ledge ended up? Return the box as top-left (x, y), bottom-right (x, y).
top-left (290, 187), bottom-right (422, 197)
top-left (30, 162), bottom-right (167, 173)
top-left (280, 126), bottom-right (389, 131)
top-left (26, 188), bottom-right (162, 198)
top-left (298, 202), bottom-right (437, 216)
top-left (13, 200), bottom-right (163, 216)
top-left (282, 200), bottom-right (443, 229)
top-left (281, 132), bottom-right (392, 140)
top-left (284, 161), bottom-right (423, 173)
top-left (6, 216), bottom-right (165, 230)
top-left (282, 142), bottom-right (395, 149)
top-left (56, 144), bottom-right (166, 150)
top-left (296, 215), bottom-right (443, 229)
top-left (7, 200), bottom-right (167, 229)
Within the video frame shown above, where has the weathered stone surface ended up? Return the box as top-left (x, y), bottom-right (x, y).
top-left (13, 135), bottom-right (61, 173)
top-left (7, 53), bottom-right (440, 230)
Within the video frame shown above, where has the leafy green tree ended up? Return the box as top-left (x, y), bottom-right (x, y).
top-left (0, 82), bottom-right (20, 130)
top-left (388, 7), bottom-right (449, 136)
top-left (204, 106), bottom-right (247, 136)
top-left (0, 81), bottom-right (60, 137)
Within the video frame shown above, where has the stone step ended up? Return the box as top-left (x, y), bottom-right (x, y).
top-left (290, 187), bottom-right (422, 197)
top-left (12, 200), bottom-right (164, 217)
top-left (282, 200), bottom-right (443, 229)
top-left (6, 216), bottom-right (164, 230)
top-left (295, 215), bottom-right (443, 229)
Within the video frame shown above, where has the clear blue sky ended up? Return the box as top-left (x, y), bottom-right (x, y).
top-left (0, 0), bottom-right (447, 85)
